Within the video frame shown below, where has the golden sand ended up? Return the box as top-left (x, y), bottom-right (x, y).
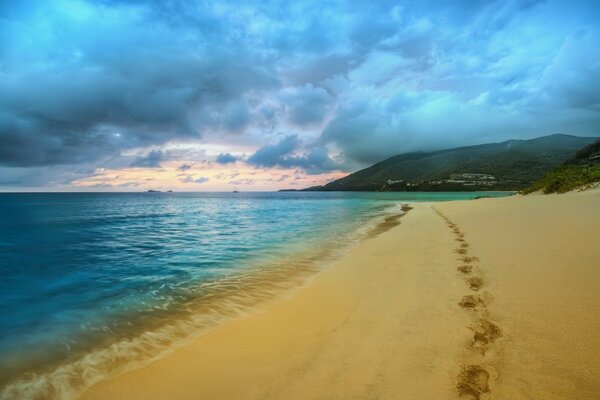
top-left (80, 190), bottom-right (600, 400)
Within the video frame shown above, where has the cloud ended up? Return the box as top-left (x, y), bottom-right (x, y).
top-left (2, 0), bottom-right (600, 188)
top-left (223, 101), bottom-right (251, 133)
top-left (0, 164), bottom-right (97, 188)
top-left (177, 164), bottom-right (192, 171)
top-left (283, 147), bottom-right (339, 174)
top-left (283, 53), bottom-right (354, 86)
top-left (180, 175), bottom-right (209, 184)
top-left (215, 153), bottom-right (240, 164)
top-left (319, 91), bottom-right (515, 167)
top-left (0, 1), bottom-right (277, 168)
top-left (229, 178), bottom-right (255, 185)
top-left (279, 85), bottom-right (335, 126)
top-left (538, 27), bottom-right (600, 110)
top-left (348, 51), bottom-right (413, 85)
top-left (247, 135), bottom-right (338, 174)
top-left (130, 150), bottom-right (165, 168)
top-left (247, 135), bottom-right (300, 167)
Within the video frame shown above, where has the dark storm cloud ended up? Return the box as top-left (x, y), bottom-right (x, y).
top-left (1, 0), bottom-right (600, 187)
top-left (0, 1), bottom-right (277, 168)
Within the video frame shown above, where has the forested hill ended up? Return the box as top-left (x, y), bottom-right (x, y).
top-left (299, 134), bottom-right (598, 192)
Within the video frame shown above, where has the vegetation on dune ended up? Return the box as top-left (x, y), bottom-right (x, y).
top-left (523, 164), bottom-right (600, 194)
top-left (524, 137), bottom-right (600, 194)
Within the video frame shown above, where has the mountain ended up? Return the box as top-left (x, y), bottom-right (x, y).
top-left (525, 137), bottom-right (600, 194)
top-left (300, 134), bottom-right (598, 192)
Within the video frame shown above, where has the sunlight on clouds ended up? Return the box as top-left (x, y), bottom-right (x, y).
top-left (72, 160), bottom-right (345, 191)
top-left (1, 1), bottom-right (600, 189)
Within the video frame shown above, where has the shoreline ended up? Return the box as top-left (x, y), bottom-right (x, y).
top-left (78, 202), bottom-right (471, 399)
top-left (6, 190), bottom-right (599, 399)
top-left (0, 203), bottom-right (410, 400)
top-left (78, 189), bottom-right (600, 399)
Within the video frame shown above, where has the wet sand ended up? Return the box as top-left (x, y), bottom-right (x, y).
top-left (80, 190), bottom-right (600, 399)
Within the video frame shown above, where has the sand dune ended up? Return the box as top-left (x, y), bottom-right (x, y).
top-left (80, 190), bottom-right (600, 399)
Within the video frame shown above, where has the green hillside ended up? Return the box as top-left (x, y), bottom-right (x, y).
top-left (302, 134), bottom-right (598, 192)
top-left (524, 137), bottom-right (600, 194)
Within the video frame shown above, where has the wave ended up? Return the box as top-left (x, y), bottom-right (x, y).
top-left (0, 203), bottom-right (407, 400)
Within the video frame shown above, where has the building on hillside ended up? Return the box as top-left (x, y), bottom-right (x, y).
top-left (445, 173), bottom-right (497, 186)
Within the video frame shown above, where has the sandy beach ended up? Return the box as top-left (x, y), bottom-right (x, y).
top-left (79, 189), bottom-right (600, 400)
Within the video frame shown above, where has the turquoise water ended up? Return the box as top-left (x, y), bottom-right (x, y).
top-left (0, 191), bottom-right (511, 398)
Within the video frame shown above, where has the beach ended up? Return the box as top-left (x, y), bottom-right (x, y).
top-left (79, 189), bottom-right (600, 400)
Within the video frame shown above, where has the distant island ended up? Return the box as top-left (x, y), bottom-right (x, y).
top-left (284, 134), bottom-right (598, 192)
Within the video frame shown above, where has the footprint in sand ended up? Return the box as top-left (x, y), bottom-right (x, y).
top-left (466, 276), bottom-right (483, 291)
top-left (438, 214), bottom-right (500, 399)
top-left (457, 265), bottom-right (473, 274)
top-left (458, 294), bottom-right (486, 310)
top-left (457, 364), bottom-right (490, 400)
top-left (470, 319), bottom-right (502, 354)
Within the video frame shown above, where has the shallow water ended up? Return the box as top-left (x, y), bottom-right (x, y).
top-left (0, 191), bottom-right (511, 398)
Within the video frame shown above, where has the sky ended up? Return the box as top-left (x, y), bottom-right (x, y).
top-left (0, 0), bottom-right (599, 191)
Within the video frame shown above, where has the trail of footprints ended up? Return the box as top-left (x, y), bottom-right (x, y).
top-left (435, 209), bottom-right (503, 400)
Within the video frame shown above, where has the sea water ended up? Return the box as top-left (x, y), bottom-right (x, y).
top-left (0, 191), bottom-right (511, 398)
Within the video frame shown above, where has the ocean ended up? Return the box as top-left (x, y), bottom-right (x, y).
top-left (0, 191), bottom-right (511, 399)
